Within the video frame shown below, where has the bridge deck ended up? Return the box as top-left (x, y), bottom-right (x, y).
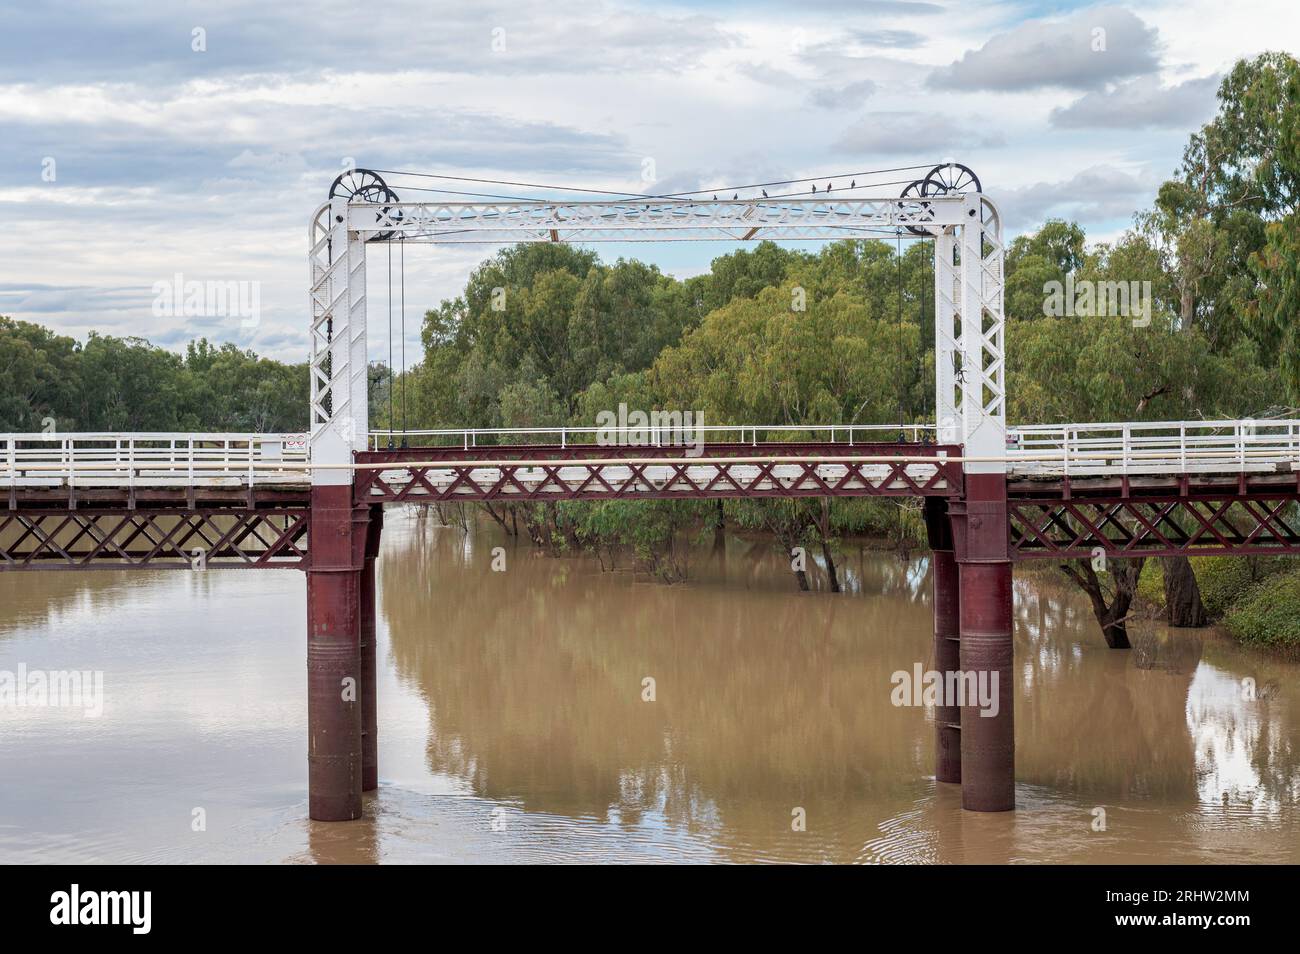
top-left (3, 420), bottom-right (1296, 492)
top-left (3, 423), bottom-right (1299, 568)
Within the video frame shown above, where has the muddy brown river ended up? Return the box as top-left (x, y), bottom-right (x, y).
top-left (1, 510), bottom-right (1296, 863)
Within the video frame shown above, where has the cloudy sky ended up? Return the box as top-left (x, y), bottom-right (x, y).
top-left (2, 0), bottom-right (1296, 365)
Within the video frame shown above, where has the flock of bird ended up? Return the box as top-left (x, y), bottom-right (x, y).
top-left (712, 179), bottom-right (858, 201)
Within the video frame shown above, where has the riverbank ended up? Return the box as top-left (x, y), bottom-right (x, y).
top-left (1136, 558), bottom-right (1300, 657)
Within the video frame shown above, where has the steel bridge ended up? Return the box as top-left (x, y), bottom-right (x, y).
top-left (4, 168), bottom-right (1298, 822)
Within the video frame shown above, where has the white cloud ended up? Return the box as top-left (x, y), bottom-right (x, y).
top-left (998, 164), bottom-right (1166, 230)
top-left (1050, 74), bottom-right (1220, 129)
top-left (808, 80), bottom-right (878, 109)
top-left (928, 6), bottom-right (1160, 92)
top-left (832, 111), bottom-right (1005, 155)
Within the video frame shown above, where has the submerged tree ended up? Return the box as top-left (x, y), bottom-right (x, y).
top-left (1059, 558), bottom-right (1146, 649)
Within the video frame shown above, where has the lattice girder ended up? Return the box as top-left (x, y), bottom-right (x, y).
top-left (352, 443), bottom-right (963, 504)
top-left (0, 507), bottom-right (310, 569)
top-left (1009, 492), bottom-right (1300, 558)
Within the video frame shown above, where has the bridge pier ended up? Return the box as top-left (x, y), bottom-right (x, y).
top-left (924, 499), bottom-right (962, 785)
top-left (360, 505), bottom-right (383, 792)
top-left (949, 475), bottom-right (1015, 812)
top-left (305, 487), bottom-right (367, 821)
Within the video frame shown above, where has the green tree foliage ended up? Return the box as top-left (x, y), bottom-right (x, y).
top-left (411, 244), bottom-right (698, 429)
top-left (1008, 237), bottom-right (1278, 424)
top-left (0, 317), bottom-right (307, 433)
top-left (1004, 220), bottom-right (1087, 321)
top-left (651, 280), bottom-right (923, 426)
top-left (1140, 53), bottom-right (1300, 365)
top-left (1224, 569), bottom-right (1300, 651)
top-left (0, 317), bottom-right (79, 431)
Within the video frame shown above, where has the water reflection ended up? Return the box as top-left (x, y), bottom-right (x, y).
top-left (0, 509), bottom-right (1297, 863)
top-left (377, 513), bottom-right (1300, 863)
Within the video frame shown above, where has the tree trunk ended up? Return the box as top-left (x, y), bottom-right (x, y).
top-left (762, 504), bottom-right (817, 592)
top-left (1060, 557), bottom-right (1145, 649)
top-left (817, 499), bottom-right (840, 593)
top-left (1161, 556), bottom-right (1207, 627)
top-left (479, 501), bottom-right (516, 537)
top-left (820, 537), bottom-right (841, 593)
top-left (713, 499), bottom-right (726, 555)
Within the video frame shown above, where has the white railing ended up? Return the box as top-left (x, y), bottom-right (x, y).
top-left (1006, 420), bottom-right (1300, 476)
top-left (0, 433), bottom-right (309, 488)
top-left (369, 423), bottom-right (935, 450)
top-left (372, 420), bottom-right (1300, 476)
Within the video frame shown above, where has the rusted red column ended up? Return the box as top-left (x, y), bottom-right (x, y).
top-left (923, 498), bottom-right (961, 784)
top-left (306, 486), bottom-right (366, 821)
top-left (360, 505), bottom-right (383, 792)
top-left (950, 474), bottom-right (1015, 812)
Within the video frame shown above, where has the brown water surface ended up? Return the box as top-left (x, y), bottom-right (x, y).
top-left (1, 511), bottom-right (1296, 863)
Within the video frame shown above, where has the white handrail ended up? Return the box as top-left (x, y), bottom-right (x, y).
top-left (367, 422), bottom-right (936, 450)
top-left (1, 420), bottom-right (1298, 488)
top-left (0, 433), bottom-right (308, 488)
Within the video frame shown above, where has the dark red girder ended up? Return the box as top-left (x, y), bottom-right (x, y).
top-left (1008, 486), bottom-right (1300, 559)
top-left (0, 496), bottom-right (309, 570)
top-left (353, 441), bottom-right (964, 505)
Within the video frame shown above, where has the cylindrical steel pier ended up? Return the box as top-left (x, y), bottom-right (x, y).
top-left (932, 547), bottom-right (963, 784)
top-left (306, 486), bottom-right (365, 821)
top-left (923, 497), bottom-right (962, 785)
top-left (360, 505), bottom-right (383, 792)
top-left (949, 473), bottom-right (1015, 812)
top-left (957, 560), bottom-right (1014, 811)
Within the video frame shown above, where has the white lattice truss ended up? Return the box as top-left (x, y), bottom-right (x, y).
top-left (956, 202), bottom-right (1006, 470)
top-left (309, 200), bottom-right (370, 485)
top-left (308, 192), bottom-right (1007, 480)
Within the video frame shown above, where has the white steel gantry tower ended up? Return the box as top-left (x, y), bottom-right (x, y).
top-left (307, 177), bottom-right (1006, 476)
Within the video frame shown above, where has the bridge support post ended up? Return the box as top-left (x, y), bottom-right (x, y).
top-left (306, 486), bottom-right (366, 821)
top-left (360, 505), bottom-right (383, 792)
top-left (950, 475), bottom-right (1015, 812)
top-left (924, 499), bottom-right (962, 784)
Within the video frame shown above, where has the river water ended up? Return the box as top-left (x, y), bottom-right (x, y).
top-left (1, 510), bottom-right (1297, 864)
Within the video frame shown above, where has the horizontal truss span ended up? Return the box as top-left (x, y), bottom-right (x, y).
top-left (349, 196), bottom-right (977, 244)
top-left (1009, 481), bottom-right (1300, 559)
top-left (0, 504), bottom-right (310, 570)
top-left (353, 443), bottom-right (963, 503)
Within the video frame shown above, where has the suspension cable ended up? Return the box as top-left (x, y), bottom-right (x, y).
top-left (400, 237), bottom-right (407, 446)
top-left (896, 228), bottom-right (906, 441)
top-left (388, 244), bottom-right (395, 449)
top-left (920, 238), bottom-right (929, 444)
top-left (386, 176), bottom-right (923, 206)
top-left (369, 163), bottom-right (938, 203)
